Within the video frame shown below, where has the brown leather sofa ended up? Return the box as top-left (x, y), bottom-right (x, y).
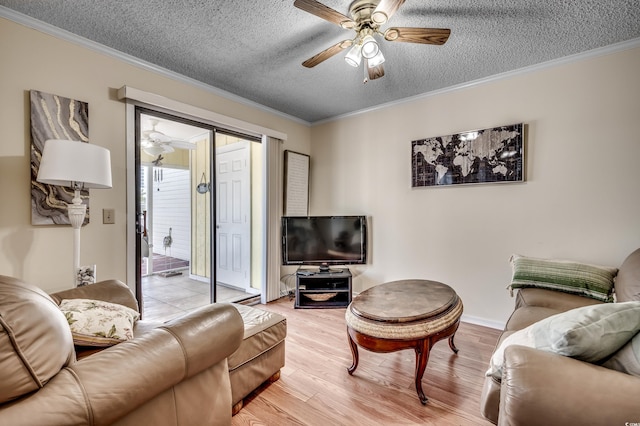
top-left (480, 248), bottom-right (640, 426)
top-left (0, 275), bottom-right (244, 426)
top-left (53, 277), bottom-right (287, 415)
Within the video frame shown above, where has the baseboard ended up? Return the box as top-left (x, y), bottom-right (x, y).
top-left (188, 273), bottom-right (209, 283)
top-left (461, 314), bottom-right (505, 330)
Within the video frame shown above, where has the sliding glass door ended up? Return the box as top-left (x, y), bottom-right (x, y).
top-left (134, 108), bottom-right (262, 321)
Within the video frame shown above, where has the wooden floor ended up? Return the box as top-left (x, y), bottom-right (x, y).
top-left (232, 296), bottom-right (501, 426)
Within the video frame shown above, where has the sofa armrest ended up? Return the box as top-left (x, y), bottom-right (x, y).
top-left (50, 279), bottom-right (139, 312)
top-left (498, 345), bottom-right (640, 426)
top-left (0, 303), bottom-right (243, 425)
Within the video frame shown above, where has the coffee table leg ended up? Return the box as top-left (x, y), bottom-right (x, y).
top-left (448, 334), bottom-right (459, 354)
top-left (347, 331), bottom-right (359, 375)
top-left (414, 339), bottom-right (432, 405)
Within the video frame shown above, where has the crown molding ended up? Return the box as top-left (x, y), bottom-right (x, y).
top-left (312, 37), bottom-right (640, 126)
top-left (0, 6), bottom-right (311, 127)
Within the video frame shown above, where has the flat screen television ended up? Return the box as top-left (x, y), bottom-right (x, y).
top-left (281, 215), bottom-right (367, 272)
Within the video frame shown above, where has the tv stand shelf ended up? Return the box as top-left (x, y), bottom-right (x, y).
top-left (295, 268), bottom-right (352, 309)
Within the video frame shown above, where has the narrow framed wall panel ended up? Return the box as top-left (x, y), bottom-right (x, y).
top-left (283, 150), bottom-right (310, 216)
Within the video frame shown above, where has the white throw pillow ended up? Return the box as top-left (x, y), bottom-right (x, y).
top-left (487, 301), bottom-right (640, 380)
top-left (601, 331), bottom-right (640, 376)
top-left (59, 298), bottom-right (140, 347)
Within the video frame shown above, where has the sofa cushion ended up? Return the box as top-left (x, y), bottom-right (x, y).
top-left (487, 301), bottom-right (640, 380)
top-left (601, 331), bottom-right (640, 376)
top-left (514, 287), bottom-right (603, 312)
top-left (0, 275), bottom-right (75, 403)
top-left (509, 254), bottom-right (617, 302)
top-left (614, 248), bottom-right (640, 302)
top-left (505, 306), bottom-right (564, 332)
top-left (506, 288), bottom-right (602, 331)
top-left (59, 298), bottom-right (140, 347)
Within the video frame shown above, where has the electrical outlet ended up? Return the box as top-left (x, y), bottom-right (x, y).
top-left (103, 209), bottom-right (115, 224)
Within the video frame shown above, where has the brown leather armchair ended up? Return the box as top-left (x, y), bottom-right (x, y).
top-left (0, 275), bottom-right (244, 426)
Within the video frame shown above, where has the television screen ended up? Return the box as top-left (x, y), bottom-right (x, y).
top-left (281, 216), bottom-right (367, 270)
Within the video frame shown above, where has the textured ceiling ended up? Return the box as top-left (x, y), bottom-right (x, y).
top-left (1, 1), bottom-right (639, 123)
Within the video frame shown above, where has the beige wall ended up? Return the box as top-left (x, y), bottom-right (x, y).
top-left (309, 46), bottom-right (640, 327)
top-left (0, 17), bottom-right (310, 293)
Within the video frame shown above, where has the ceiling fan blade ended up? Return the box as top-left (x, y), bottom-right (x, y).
top-left (366, 60), bottom-right (385, 80)
top-left (384, 27), bottom-right (451, 45)
top-left (294, 0), bottom-right (356, 28)
top-left (168, 140), bottom-right (197, 150)
top-left (372, 0), bottom-right (406, 25)
top-left (148, 131), bottom-right (172, 143)
top-left (302, 40), bottom-right (353, 68)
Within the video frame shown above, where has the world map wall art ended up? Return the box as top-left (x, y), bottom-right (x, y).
top-left (411, 123), bottom-right (524, 188)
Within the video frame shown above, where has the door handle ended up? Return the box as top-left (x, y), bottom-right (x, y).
top-left (136, 212), bottom-right (144, 235)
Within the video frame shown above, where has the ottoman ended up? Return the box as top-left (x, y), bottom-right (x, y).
top-left (229, 304), bottom-right (287, 415)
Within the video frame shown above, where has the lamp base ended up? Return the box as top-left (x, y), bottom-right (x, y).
top-left (76, 265), bottom-right (97, 287)
top-left (68, 188), bottom-right (87, 284)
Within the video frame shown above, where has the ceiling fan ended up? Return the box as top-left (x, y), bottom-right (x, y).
top-left (141, 119), bottom-right (196, 156)
top-left (294, 0), bottom-right (450, 81)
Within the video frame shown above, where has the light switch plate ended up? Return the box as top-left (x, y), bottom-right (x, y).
top-left (103, 208), bottom-right (115, 224)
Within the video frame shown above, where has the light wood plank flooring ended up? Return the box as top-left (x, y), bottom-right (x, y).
top-left (232, 297), bottom-right (501, 426)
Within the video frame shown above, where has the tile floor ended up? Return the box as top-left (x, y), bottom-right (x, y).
top-left (141, 269), bottom-right (252, 322)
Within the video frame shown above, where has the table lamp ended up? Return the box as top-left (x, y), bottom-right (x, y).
top-left (36, 139), bottom-right (112, 285)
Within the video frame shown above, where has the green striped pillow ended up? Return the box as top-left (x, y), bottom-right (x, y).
top-left (509, 254), bottom-right (618, 302)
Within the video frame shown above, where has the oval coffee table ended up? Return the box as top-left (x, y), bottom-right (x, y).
top-left (345, 279), bottom-right (463, 404)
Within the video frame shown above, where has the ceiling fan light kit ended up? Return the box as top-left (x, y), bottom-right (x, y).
top-left (345, 43), bottom-right (363, 67)
top-left (368, 50), bottom-right (385, 68)
top-left (294, 0), bottom-right (451, 82)
top-left (142, 144), bottom-right (167, 157)
top-left (360, 34), bottom-right (379, 59)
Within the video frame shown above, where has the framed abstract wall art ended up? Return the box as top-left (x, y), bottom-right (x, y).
top-left (30, 90), bottom-right (90, 225)
top-left (411, 123), bottom-right (524, 188)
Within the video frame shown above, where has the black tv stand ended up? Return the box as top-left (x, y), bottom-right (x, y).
top-left (295, 268), bottom-right (352, 309)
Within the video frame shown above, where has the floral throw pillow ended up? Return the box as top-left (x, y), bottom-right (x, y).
top-left (59, 298), bottom-right (140, 347)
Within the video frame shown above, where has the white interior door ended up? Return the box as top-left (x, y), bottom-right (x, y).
top-left (216, 140), bottom-right (251, 290)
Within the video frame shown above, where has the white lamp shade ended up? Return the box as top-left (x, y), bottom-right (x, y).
top-left (37, 139), bottom-right (112, 189)
top-left (368, 50), bottom-right (385, 68)
top-left (344, 43), bottom-right (362, 67)
top-left (143, 145), bottom-right (166, 157)
top-left (361, 35), bottom-right (379, 59)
